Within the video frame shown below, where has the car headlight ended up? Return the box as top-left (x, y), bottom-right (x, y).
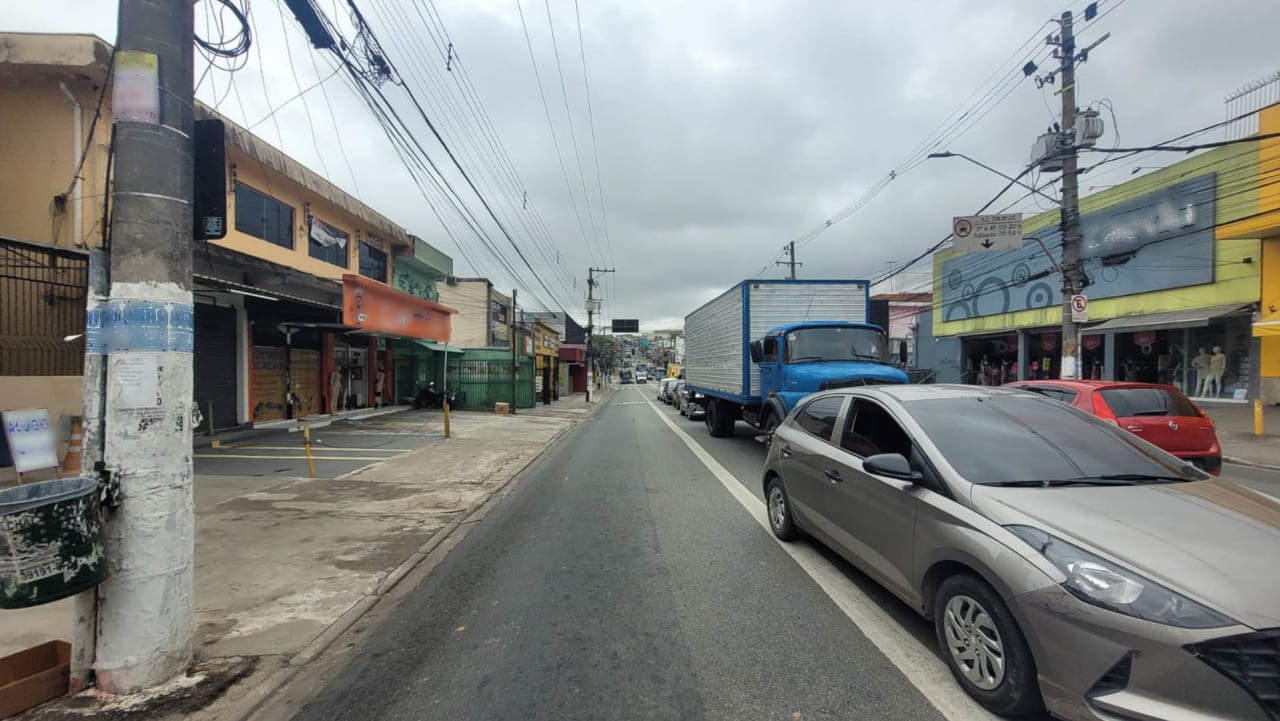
top-left (1006, 525), bottom-right (1235, 629)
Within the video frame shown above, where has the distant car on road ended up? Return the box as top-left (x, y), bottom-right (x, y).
top-left (762, 383), bottom-right (1280, 720)
top-left (659, 378), bottom-right (680, 404)
top-left (636, 369), bottom-right (648, 384)
top-left (676, 382), bottom-right (705, 419)
top-left (619, 369), bottom-right (634, 384)
top-left (1006, 380), bottom-right (1222, 475)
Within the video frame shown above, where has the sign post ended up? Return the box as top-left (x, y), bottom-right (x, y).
top-left (952, 213), bottom-right (1024, 254)
top-left (1070, 294), bottom-right (1088, 323)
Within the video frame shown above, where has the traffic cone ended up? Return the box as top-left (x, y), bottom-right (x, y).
top-left (62, 418), bottom-right (83, 474)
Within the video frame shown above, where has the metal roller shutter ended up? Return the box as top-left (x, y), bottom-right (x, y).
top-left (194, 304), bottom-right (239, 429)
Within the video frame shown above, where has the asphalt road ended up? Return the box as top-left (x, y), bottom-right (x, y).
top-left (288, 386), bottom-right (1280, 721)
top-left (289, 387), bottom-right (968, 721)
top-left (193, 411), bottom-right (443, 479)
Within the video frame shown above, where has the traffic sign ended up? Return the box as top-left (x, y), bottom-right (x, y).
top-left (1070, 294), bottom-right (1088, 323)
top-left (952, 213), bottom-right (1024, 253)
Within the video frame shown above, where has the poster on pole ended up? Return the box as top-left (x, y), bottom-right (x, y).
top-left (1, 409), bottom-right (58, 473)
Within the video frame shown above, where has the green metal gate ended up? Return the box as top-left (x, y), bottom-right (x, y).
top-left (446, 358), bottom-right (535, 409)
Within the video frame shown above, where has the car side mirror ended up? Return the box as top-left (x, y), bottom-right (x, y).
top-left (863, 453), bottom-right (921, 482)
top-left (749, 340), bottom-right (763, 363)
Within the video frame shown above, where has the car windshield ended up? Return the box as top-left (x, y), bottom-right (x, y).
top-left (786, 327), bottom-right (887, 363)
top-left (904, 395), bottom-right (1207, 485)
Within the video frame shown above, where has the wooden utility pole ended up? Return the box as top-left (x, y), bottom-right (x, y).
top-left (93, 0), bottom-right (196, 692)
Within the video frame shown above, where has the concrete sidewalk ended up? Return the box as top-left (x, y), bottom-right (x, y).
top-left (1204, 403), bottom-right (1280, 469)
top-left (0, 392), bottom-right (605, 718)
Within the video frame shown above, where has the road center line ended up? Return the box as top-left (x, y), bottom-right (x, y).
top-left (639, 392), bottom-right (996, 721)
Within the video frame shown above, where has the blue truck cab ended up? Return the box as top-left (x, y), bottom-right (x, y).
top-left (749, 321), bottom-right (909, 427)
top-left (683, 279), bottom-right (909, 438)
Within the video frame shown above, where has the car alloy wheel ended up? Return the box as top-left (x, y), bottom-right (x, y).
top-left (942, 595), bottom-right (1005, 691)
top-left (933, 574), bottom-right (1042, 717)
top-left (765, 476), bottom-right (797, 541)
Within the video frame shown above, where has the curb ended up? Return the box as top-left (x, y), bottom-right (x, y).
top-left (1223, 455), bottom-right (1280, 473)
top-left (220, 396), bottom-right (602, 721)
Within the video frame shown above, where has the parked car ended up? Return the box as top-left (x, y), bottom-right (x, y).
top-left (676, 382), bottom-right (706, 419)
top-left (762, 383), bottom-right (1280, 720)
top-left (1006, 380), bottom-right (1222, 475)
top-left (659, 378), bottom-right (680, 404)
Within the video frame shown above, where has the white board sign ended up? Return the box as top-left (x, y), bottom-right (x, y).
top-left (952, 213), bottom-right (1024, 253)
top-left (2, 408), bottom-right (59, 473)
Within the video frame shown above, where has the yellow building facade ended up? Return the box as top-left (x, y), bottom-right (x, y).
top-left (1219, 101), bottom-right (1280, 403)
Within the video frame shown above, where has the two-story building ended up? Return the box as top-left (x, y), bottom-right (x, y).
top-left (0, 31), bottom-right (458, 434)
top-left (929, 113), bottom-right (1265, 400)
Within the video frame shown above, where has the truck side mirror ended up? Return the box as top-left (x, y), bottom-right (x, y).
top-left (749, 341), bottom-right (763, 363)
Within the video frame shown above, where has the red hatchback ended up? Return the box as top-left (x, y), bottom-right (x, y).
top-left (1006, 380), bottom-right (1222, 475)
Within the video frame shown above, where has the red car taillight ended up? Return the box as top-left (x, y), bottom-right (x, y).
top-left (1092, 393), bottom-right (1120, 425)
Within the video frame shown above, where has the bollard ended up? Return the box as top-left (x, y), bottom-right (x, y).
top-left (443, 402), bottom-right (451, 439)
top-left (207, 400), bottom-right (215, 436)
top-left (1255, 398), bottom-right (1265, 436)
top-left (303, 425), bottom-right (317, 478)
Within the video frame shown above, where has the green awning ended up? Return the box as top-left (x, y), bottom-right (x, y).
top-left (414, 340), bottom-right (466, 354)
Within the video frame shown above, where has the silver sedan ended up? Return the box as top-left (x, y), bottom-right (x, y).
top-left (761, 383), bottom-right (1280, 720)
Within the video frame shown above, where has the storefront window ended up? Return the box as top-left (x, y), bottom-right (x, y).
top-left (1026, 331), bottom-right (1060, 380)
top-left (1114, 329), bottom-right (1177, 386)
top-left (1187, 315), bottom-right (1253, 399)
top-left (962, 335), bottom-right (1018, 386)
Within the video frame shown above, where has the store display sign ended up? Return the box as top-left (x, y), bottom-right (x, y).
top-left (2, 409), bottom-right (58, 473)
top-left (940, 174), bottom-right (1215, 322)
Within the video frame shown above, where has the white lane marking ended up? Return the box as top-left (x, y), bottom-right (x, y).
top-left (640, 392), bottom-right (996, 721)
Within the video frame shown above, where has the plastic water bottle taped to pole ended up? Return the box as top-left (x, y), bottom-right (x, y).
top-left (0, 477), bottom-right (105, 609)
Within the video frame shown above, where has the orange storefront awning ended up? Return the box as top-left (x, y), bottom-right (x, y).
top-left (341, 274), bottom-right (456, 341)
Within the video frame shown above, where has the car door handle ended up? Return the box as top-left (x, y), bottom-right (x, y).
top-left (824, 468), bottom-right (843, 483)
top-left (779, 443), bottom-right (792, 457)
top-left (1126, 424), bottom-right (1144, 432)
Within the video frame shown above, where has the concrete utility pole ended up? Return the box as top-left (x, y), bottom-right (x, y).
top-left (1055, 10), bottom-right (1084, 379)
top-left (94, 0), bottom-right (196, 692)
top-left (510, 288), bottom-right (517, 414)
top-left (776, 241), bottom-right (801, 279)
top-left (585, 267), bottom-right (613, 403)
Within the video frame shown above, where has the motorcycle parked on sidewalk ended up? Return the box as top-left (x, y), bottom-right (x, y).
top-left (405, 383), bottom-right (458, 410)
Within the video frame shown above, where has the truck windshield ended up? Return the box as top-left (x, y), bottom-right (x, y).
top-left (786, 327), bottom-right (888, 364)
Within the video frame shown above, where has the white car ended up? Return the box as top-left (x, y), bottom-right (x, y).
top-left (636, 370), bottom-right (648, 383)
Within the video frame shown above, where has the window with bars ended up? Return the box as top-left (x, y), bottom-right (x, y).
top-left (359, 242), bottom-right (387, 282)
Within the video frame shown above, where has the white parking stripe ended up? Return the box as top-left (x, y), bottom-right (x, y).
top-left (640, 392), bottom-right (997, 721)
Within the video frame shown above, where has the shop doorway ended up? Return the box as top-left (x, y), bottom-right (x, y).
top-left (334, 344), bottom-right (368, 410)
top-left (962, 334), bottom-right (1019, 385)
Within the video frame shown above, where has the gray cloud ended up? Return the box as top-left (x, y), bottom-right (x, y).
top-left (9, 0), bottom-right (1280, 329)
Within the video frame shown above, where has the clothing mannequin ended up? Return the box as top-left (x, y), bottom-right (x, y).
top-left (329, 367), bottom-right (342, 414)
top-left (1191, 347), bottom-right (1211, 397)
top-left (1205, 346), bottom-right (1226, 397)
top-left (374, 366), bottom-right (386, 408)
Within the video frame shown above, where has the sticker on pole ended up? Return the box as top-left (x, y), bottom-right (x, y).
top-left (1070, 294), bottom-right (1088, 323)
top-left (952, 213), bottom-right (1024, 254)
top-left (112, 51), bottom-right (160, 123)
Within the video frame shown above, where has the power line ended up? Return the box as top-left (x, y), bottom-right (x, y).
top-left (515, 0), bottom-right (599, 266)
top-left (543, 0), bottom-right (605, 265)
top-left (573, 0), bottom-right (614, 269)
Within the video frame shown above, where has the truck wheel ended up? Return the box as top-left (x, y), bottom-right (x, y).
top-left (707, 399), bottom-right (735, 438)
top-left (762, 411), bottom-right (779, 445)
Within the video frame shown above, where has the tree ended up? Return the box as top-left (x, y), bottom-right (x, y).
top-left (590, 335), bottom-right (620, 375)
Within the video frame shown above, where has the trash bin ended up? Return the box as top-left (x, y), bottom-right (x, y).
top-left (0, 477), bottom-right (104, 609)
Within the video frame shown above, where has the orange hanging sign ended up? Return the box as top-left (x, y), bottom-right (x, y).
top-left (342, 274), bottom-right (455, 341)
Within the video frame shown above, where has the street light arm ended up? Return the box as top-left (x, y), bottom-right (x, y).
top-left (927, 152), bottom-right (1060, 205)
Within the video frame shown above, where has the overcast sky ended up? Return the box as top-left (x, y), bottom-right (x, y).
top-left (9, 0), bottom-right (1280, 328)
